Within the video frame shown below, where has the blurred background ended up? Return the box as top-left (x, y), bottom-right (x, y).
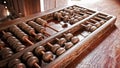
top-left (0, 0), bottom-right (84, 23)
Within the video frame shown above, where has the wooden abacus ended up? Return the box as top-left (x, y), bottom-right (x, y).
top-left (0, 5), bottom-right (116, 68)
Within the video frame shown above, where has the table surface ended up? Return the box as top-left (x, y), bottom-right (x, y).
top-left (58, 0), bottom-right (120, 68)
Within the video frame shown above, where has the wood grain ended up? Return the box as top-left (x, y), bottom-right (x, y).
top-left (64, 0), bottom-right (120, 68)
top-left (0, 0), bottom-right (119, 67)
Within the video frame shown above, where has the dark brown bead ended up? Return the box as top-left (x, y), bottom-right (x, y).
top-left (27, 56), bottom-right (39, 67)
top-left (56, 47), bottom-right (66, 56)
top-left (42, 51), bottom-right (53, 62)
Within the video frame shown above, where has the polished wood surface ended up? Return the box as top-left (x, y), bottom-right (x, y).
top-left (0, 0), bottom-right (119, 67)
top-left (62, 0), bottom-right (120, 68)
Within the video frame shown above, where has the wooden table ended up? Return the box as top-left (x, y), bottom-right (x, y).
top-left (64, 0), bottom-right (120, 68)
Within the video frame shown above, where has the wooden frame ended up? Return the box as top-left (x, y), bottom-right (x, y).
top-left (0, 5), bottom-right (116, 68)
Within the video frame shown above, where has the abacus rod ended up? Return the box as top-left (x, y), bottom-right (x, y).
top-left (47, 25), bottom-right (59, 32)
top-left (31, 31), bottom-right (37, 36)
top-left (47, 42), bottom-right (53, 47)
top-left (50, 58), bottom-right (53, 61)
top-left (34, 63), bottom-right (41, 68)
top-left (55, 38), bottom-right (59, 41)
top-left (41, 51), bottom-right (45, 55)
top-left (2, 31), bottom-right (6, 35)
top-left (42, 31), bottom-right (51, 37)
top-left (94, 17), bottom-right (102, 21)
top-left (81, 24), bottom-right (87, 27)
top-left (24, 38), bottom-right (34, 45)
top-left (86, 21), bottom-right (94, 25)
top-left (97, 15), bottom-right (107, 19)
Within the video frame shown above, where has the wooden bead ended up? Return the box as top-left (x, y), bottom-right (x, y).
top-left (3, 32), bottom-right (12, 39)
top-left (2, 51), bottom-right (13, 59)
top-left (35, 46), bottom-right (46, 56)
top-left (22, 52), bottom-right (33, 61)
top-left (58, 38), bottom-right (67, 46)
top-left (51, 44), bottom-right (60, 53)
top-left (13, 63), bottom-right (26, 68)
top-left (71, 36), bottom-right (79, 44)
top-left (18, 23), bottom-right (35, 35)
top-left (90, 26), bottom-right (97, 32)
top-left (8, 59), bottom-right (21, 68)
top-left (78, 17), bottom-right (83, 20)
top-left (74, 19), bottom-right (79, 23)
top-left (95, 22), bottom-right (101, 27)
top-left (12, 42), bottom-right (24, 50)
top-left (15, 45), bottom-right (25, 52)
top-left (63, 15), bottom-right (69, 22)
top-left (69, 17), bottom-right (75, 24)
top-left (56, 47), bottom-right (66, 56)
top-left (27, 56), bottom-right (39, 67)
top-left (36, 18), bottom-right (47, 26)
top-left (1, 47), bottom-right (13, 59)
top-left (100, 20), bottom-right (105, 24)
top-left (1, 47), bottom-right (11, 53)
top-left (83, 14), bottom-right (89, 18)
top-left (64, 42), bottom-right (74, 50)
top-left (35, 33), bottom-right (44, 41)
top-left (42, 51), bottom-right (53, 62)
top-left (64, 33), bottom-right (73, 41)
top-left (0, 39), bottom-right (5, 48)
top-left (74, 15), bottom-right (79, 19)
top-left (9, 25), bottom-right (29, 41)
top-left (54, 12), bottom-right (63, 21)
top-left (86, 24), bottom-right (93, 30)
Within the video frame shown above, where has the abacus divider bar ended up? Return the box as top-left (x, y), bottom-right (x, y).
top-left (24, 38), bottom-right (34, 45)
top-left (46, 24), bottom-right (59, 32)
top-left (34, 63), bottom-right (41, 68)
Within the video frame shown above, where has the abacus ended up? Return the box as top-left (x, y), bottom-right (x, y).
top-left (0, 5), bottom-right (116, 68)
